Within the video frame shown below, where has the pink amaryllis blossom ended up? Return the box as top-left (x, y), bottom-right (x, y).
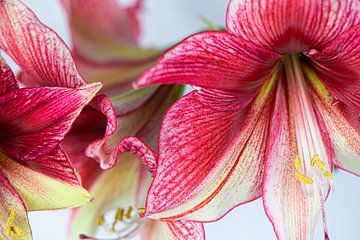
top-left (134, 0), bottom-right (360, 239)
top-left (0, 0), bottom-right (118, 173)
top-left (0, 57), bottom-right (100, 239)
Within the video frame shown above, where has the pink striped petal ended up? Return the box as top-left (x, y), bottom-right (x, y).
top-left (0, 150), bottom-right (92, 211)
top-left (86, 85), bottom-right (183, 169)
top-left (0, 83), bottom-right (101, 161)
top-left (0, 57), bottom-right (18, 95)
top-left (0, 0), bottom-right (118, 164)
top-left (311, 23), bottom-right (360, 113)
top-left (141, 220), bottom-right (205, 240)
top-left (136, 31), bottom-right (279, 92)
top-left (117, 136), bottom-right (157, 175)
top-left (310, 73), bottom-right (360, 176)
top-left (0, 170), bottom-right (32, 240)
top-left (226, 0), bottom-right (360, 53)
top-left (263, 80), bottom-right (321, 240)
top-left (0, 0), bottom-right (86, 88)
top-left (143, 79), bottom-right (276, 221)
top-left (164, 221), bottom-right (205, 240)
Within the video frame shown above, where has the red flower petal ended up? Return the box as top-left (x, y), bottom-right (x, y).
top-left (0, 57), bottom-right (18, 95)
top-left (117, 136), bottom-right (157, 175)
top-left (143, 80), bottom-right (275, 221)
top-left (165, 220), bottom-right (205, 240)
top-left (0, 84), bottom-right (101, 161)
top-left (136, 31), bottom-right (279, 92)
top-left (227, 0), bottom-right (360, 53)
top-left (312, 23), bottom-right (360, 114)
top-left (0, 0), bottom-right (118, 166)
top-left (0, 0), bottom-right (86, 88)
top-left (86, 85), bottom-right (182, 169)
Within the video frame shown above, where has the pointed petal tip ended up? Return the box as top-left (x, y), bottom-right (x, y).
top-left (80, 82), bottom-right (103, 95)
top-left (133, 78), bottom-right (145, 89)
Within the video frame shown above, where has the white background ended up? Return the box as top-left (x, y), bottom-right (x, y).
top-left (16, 0), bottom-right (360, 239)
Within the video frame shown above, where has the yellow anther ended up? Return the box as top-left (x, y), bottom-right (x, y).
top-left (97, 215), bottom-right (105, 226)
top-left (324, 171), bottom-right (333, 181)
top-left (294, 155), bottom-right (301, 171)
top-left (5, 209), bottom-right (24, 238)
top-left (310, 154), bottom-right (325, 171)
top-left (138, 208), bottom-right (145, 214)
top-left (295, 172), bottom-right (314, 185)
top-left (114, 208), bottom-right (124, 222)
top-left (125, 206), bottom-right (133, 219)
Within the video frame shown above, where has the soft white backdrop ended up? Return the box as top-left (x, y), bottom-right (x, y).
top-left (16, 1), bottom-right (360, 239)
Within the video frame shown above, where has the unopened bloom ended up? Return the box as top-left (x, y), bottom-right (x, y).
top-left (135, 0), bottom-right (360, 239)
top-left (60, 0), bottom-right (205, 239)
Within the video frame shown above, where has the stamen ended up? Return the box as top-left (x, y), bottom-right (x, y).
top-left (295, 171), bottom-right (314, 185)
top-left (125, 206), bottom-right (133, 219)
top-left (324, 171), bottom-right (333, 181)
top-left (114, 208), bottom-right (124, 222)
top-left (310, 154), bottom-right (325, 172)
top-left (97, 215), bottom-right (105, 227)
top-left (94, 206), bottom-right (143, 240)
top-left (5, 210), bottom-right (24, 238)
top-left (294, 155), bottom-right (302, 171)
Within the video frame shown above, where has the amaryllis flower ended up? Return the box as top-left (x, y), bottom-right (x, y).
top-left (134, 0), bottom-right (360, 239)
top-left (0, 56), bottom-right (100, 239)
top-left (0, 0), bottom-right (118, 173)
top-left (59, 1), bottom-right (205, 239)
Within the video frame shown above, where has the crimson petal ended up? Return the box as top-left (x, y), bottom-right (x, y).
top-left (144, 79), bottom-right (275, 221)
top-left (136, 31), bottom-right (279, 92)
top-left (0, 57), bottom-right (18, 95)
top-left (0, 84), bottom-right (101, 161)
top-left (227, 0), bottom-right (360, 53)
top-left (312, 23), bottom-right (360, 113)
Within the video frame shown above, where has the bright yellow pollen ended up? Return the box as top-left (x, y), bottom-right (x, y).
top-left (310, 154), bottom-right (325, 171)
top-left (294, 155), bottom-right (301, 171)
top-left (324, 171), bottom-right (333, 181)
top-left (5, 209), bottom-right (24, 238)
top-left (138, 208), bottom-right (145, 215)
top-left (295, 172), bottom-right (314, 185)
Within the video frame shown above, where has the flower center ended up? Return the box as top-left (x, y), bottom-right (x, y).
top-left (283, 55), bottom-right (333, 195)
top-left (91, 206), bottom-right (143, 240)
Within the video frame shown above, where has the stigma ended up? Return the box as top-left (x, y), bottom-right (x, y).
top-left (284, 54), bottom-right (333, 195)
